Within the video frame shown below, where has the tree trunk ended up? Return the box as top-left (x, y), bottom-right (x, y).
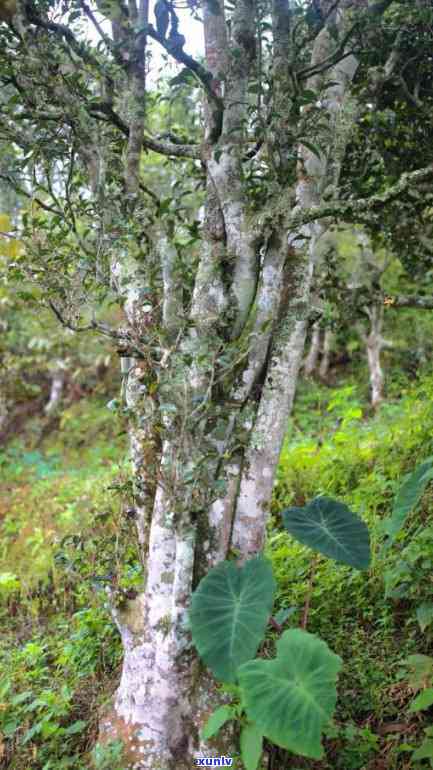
top-left (44, 366), bottom-right (65, 416)
top-left (99, 13), bottom-right (363, 770)
top-left (365, 304), bottom-right (385, 409)
top-left (0, 391), bottom-right (8, 439)
top-left (304, 322), bottom-right (321, 376)
top-left (319, 328), bottom-right (334, 380)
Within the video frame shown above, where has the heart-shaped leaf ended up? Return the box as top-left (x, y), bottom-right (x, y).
top-left (282, 496), bottom-right (370, 569)
top-left (190, 557), bottom-right (276, 684)
top-left (238, 629), bottom-right (342, 759)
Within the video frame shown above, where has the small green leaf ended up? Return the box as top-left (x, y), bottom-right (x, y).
top-left (169, 68), bottom-right (196, 87)
top-left (413, 738), bottom-right (433, 760)
top-left (200, 705), bottom-right (235, 740)
top-left (10, 691), bottom-right (33, 706)
top-left (64, 720), bottom-right (87, 735)
top-left (382, 459), bottom-right (433, 546)
top-left (404, 654), bottom-right (433, 689)
top-left (409, 688), bottom-right (433, 712)
top-left (416, 603), bottom-right (433, 632)
top-left (240, 722), bottom-right (263, 770)
top-left (23, 722), bottom-right (43, 743)
top-left (281, 497), bottom-right (370, 570)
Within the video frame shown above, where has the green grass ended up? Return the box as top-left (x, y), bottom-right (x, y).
top-left (0, 399), bottom-right (131, 769)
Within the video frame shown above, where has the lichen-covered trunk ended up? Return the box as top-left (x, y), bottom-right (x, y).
top-left (100, 5), bottom-right (365, 768)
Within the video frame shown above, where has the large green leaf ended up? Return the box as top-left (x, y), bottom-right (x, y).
top-left (238, 629), bottom-right (342, 759)
top-left (189, 557), bottom-right (276, 684)
top-left (281, 496), bottom-right (371, 569)
top-left (382, 458), bottom-right (433, 546)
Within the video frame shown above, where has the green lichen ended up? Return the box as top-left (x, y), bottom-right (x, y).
top-left (160, 570), bottom-right (175, 584)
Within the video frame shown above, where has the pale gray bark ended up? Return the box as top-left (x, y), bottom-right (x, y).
top-left (360, 303), bottom-right (393, 409)
top-left (44, 367), bottom-right (65, 416)
top-left (108, 5), bottom-right (372, 762)
top-left (304, 323), bottom-right (321, 376)
top-left (231, 4), bottom-right (360, 560)
top-left (103, 7), bottom-right (365, 763)
top-left (319, 328), bottom-right (334, 380)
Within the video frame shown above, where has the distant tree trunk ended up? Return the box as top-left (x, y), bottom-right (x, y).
top-left (361, 303), bottom-right (393, 409)
top-left (0, 392), bottom-right (7, 438)
top-left (44, 366), bottom-right (65, 416)
top-left (304, 322), bottom-right (321, 376)
top-left (319, 328), bottom-right (334, 380)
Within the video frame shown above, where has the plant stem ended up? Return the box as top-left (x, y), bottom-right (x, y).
top-left (301, 555), bottom-right (318, 630)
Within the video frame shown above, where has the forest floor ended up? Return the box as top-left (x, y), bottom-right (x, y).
top-left (1, 366), bottom-right (433, 769)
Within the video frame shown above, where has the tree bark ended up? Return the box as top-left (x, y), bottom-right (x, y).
top-left (44, 366), bottom-right (65, 416)
top-left (100, 6), bottom-right (367, 767)
top-left (364, 303), bottom-right (386, 409)
top-left (304, 322), bottom-right (321, 376)
top-left (319, 328), bottom-right (334, 380)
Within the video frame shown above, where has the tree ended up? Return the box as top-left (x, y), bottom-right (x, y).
top-left (1, 0), bottom-right (433, 766)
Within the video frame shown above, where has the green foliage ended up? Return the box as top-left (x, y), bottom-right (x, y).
top-left (0, 571), bottom-right (21, 595)
top-left (190, 494), bottom-right (356, 761)
top-left (267, 373), bottom-right (433, 767)
top-left (91, 739), bottom-right (127, 770)
top-left (0, 607), bottom-right (121, 769)
top-left (383, 525), bottom-right (433, 622)
top-left (382, 457), bottom-right (433, 545)
top-left (190, 557), bottom-right (275, 684)
top-left (0, 396), bottom-right (131, 769)
top-left (201, 705), bottom-right (237, 741)
top-left (282, 496), bottom-right (371, 570)
top-left (239, 722), bottom-right (263, 770)
top-left (396, 655), bottom-right (433, 767)
top-left (238, 630), bottom-right (342, 760)
top-left (326, 385), bottom-right (363, 429)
